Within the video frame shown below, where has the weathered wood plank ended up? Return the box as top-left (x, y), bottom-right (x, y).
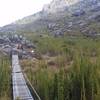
top-left (12, 55), bottom-right (34, 100)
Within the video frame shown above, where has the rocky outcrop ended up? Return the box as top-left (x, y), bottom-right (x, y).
top-left (43, 0), bottom-right (68, 13)
top-left (0, 34), bottom-right (36, 59)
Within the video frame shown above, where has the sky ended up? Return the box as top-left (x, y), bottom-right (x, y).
top-left (0, 0), bottom-right (52, 27)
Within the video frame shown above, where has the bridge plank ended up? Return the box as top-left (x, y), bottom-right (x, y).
top-left (12, 55), bottom-right (34, 100)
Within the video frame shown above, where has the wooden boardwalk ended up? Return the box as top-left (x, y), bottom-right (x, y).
top-left (12, 55), bottom-right (34, 100)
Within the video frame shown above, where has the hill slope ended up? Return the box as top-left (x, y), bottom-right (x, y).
top-left (0, 0), bottom-right (100, 37)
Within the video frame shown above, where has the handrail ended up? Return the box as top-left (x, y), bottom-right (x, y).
top-left (24, 73), bottom-right (42, 100)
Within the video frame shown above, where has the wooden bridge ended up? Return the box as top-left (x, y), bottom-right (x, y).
top-left (12, 55), bottom-right (34, 100)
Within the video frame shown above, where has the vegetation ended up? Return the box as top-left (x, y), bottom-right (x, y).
top-left (21, 35), bottom-right (100, 100)
top-left (0, 55), bottom-right (11, 100)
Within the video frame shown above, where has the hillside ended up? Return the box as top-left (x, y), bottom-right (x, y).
top-left (0, 0), bottom-right (100, 37)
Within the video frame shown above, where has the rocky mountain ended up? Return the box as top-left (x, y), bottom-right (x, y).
top-left (0, 0), bottom-right (100, 37)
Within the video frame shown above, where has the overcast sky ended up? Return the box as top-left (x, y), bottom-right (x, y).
top-left (0, 0), bottom-right (52, 27)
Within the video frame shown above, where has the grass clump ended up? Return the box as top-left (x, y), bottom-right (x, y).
top-left (0, 56), bottom-right (11, 100)
top-left (21, 36), bottom-right (100, 100)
